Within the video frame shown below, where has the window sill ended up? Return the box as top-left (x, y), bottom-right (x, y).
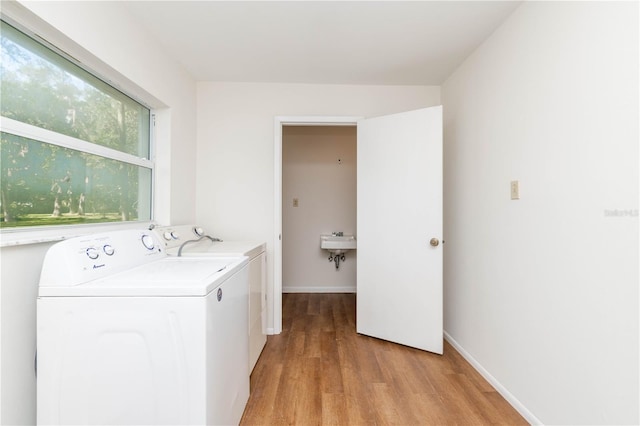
top-left (0, 221), bottom-right (156, 247)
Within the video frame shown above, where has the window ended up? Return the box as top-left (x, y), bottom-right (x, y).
top-left (0, 20), bottom-right (152, 229)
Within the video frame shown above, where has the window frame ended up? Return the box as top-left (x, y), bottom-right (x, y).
top-left (0, 16), bottom-right (157, 245)
top-left (1, 118), bottom-right (154, 170)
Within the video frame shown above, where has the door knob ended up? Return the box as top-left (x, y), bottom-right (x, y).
top-left (430, 238), bottom-right (440, 247)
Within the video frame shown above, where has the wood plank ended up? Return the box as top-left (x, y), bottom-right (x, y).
top-left (319, 331), bottom-right (344, 394)
top-left (320, 393), bottom-right (347, 426)
top-left (292, 357), bottom-right (322, 424)
top-left (241, 362), bottom-right (283, 424)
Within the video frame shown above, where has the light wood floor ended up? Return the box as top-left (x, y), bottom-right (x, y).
top-left (240, 293), bottom-right (527, 425)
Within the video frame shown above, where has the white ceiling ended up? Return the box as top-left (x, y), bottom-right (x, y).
top-left (122, 1), bottom-right (522, 85)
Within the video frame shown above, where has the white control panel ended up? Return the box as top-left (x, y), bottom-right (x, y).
top-left (154, 225), bottom-right (206, 249)
top-left (39, 229), bottom-right (165, 288)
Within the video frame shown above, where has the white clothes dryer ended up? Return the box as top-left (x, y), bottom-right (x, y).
top-left (37, 229), bottom-right (250, 425)
top-left (153, 225), bottom-right (267, 373)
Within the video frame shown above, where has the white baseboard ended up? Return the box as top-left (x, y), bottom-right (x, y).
top-left (282, 286), bottom-right (356, 293)
top-left (444, 331), bottom-right (542, 426)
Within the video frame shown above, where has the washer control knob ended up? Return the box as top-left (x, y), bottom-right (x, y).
top-left (86, 247), bottom-right (99, 260)
top-left (103, 244), bottom-right (115, 256)
top-left (194, 227), bottom-right (204, 237)
top-left (163, 231), bottom-right (173, 241)
top-left (170, 231), bottom-right (179, 240)
top-left (141, 234), bottom-right (155, 250)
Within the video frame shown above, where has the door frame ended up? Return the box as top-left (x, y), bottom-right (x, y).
top-left (273, 116), bottom-right (361, 334)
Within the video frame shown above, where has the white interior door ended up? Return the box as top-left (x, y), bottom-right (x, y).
top-left (357, 106), bottom-right (443, 354)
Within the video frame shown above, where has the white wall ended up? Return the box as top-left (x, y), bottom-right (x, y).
top-left (282, 126), bottom-right (357, 292)
top-left (0, 2), bottom-right (198, 424)
top-left (441, 2), bottom-right (638, 424)
top-left (196, 82), bottom-right (440, 331)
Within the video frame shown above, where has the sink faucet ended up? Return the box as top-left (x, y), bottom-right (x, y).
top-left (332, 231), bottom-right (344, 236)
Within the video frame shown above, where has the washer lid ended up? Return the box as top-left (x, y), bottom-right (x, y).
top-left (38, 256), bottom-right (248, 297)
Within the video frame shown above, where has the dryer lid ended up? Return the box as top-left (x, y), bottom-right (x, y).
top-left (166, 240), bottom-right (266, 259)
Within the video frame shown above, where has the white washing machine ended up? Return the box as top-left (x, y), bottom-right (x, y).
top-left (152, 225), bottom-right (267, 373)
top-left (37, 228), bottom-right (250, 425)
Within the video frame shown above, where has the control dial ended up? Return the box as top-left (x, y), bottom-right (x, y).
top-left (141, 234), bottom-right (156, 250)
top-left (103, 244), bottom-right (115, 256)
top-left (163, 231), bottom-right (173, 241)
top-left (194, 227), bottom-right (205, 237)
top-left (86, 247), bottom-right (99, 260)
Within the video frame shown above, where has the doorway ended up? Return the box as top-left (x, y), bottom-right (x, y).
top-left (282, 125), bottom-right (357, 293)
top-left (273, 116), bottom-right (360, 334)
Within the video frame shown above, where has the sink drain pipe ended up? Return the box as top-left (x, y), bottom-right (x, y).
top-left (328, 254), bottom-right (346, 270)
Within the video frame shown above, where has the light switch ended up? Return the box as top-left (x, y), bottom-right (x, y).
top-left (510, 180), bottom-right (520, 200)
top-left (293, 198), bottom-right (299, 207)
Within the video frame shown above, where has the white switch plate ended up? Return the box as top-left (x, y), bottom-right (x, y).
top-left (510, 180), bottom-right (520, 200)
